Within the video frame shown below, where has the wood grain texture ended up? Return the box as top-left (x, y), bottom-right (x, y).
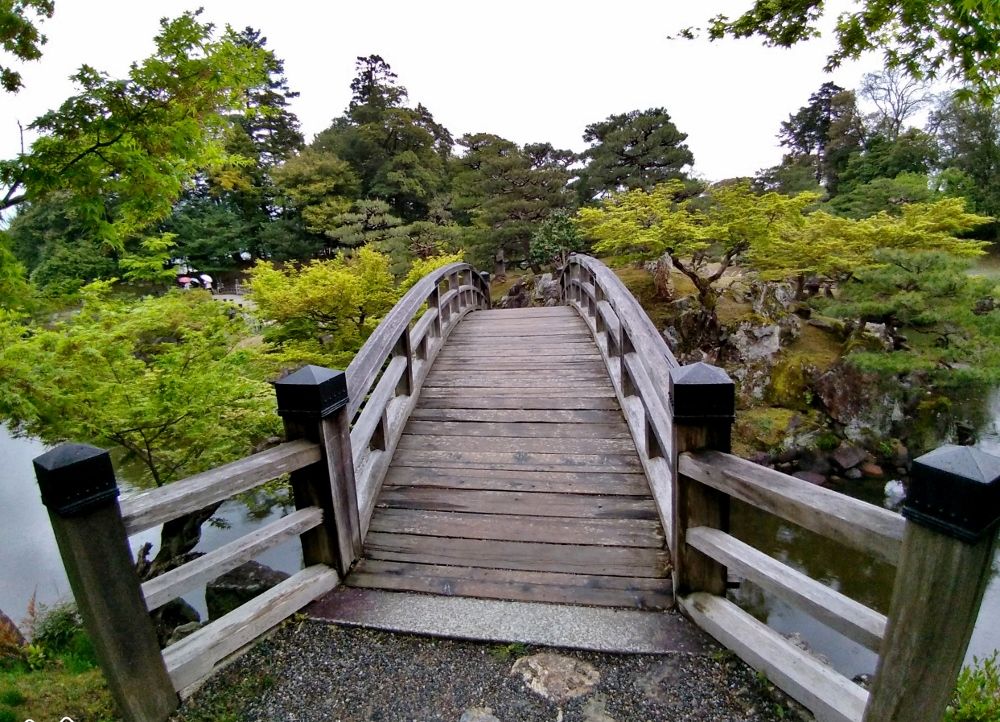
top-left (346, 306), bottom-right (669, 610)
top-left (679, 593), bottom-right (868, 722)
top-left (679, 450), bottom-right (904, 565)
top-left (686, 526), bottom-right (886, 651)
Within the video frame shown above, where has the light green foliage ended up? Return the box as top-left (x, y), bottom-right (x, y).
top-left (0, 0), bottom-right (53, 92)
top-left (248, 247), bottom-right (459, 368)
top-left (248, 247), bottom-right (396, 365)
top-left (576, 108), bottom-right (693, 201)
top-left (0, 286), bottom-right (280, 487)
top-left (946, 652), bottom-right (1000, 722)
top-left (0, 232), bottom-right (30, 310)
top-left (829, 172), bottom-right (936, 219)
top-left (818, 249), bottom-right (1000, 386)
top-left (0, 11), bottom-right (270, 252)
top-left (686, 1), bottom-right (1000, 103)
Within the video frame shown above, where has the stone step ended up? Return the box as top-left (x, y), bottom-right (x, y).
top-left (307, 587), bottom-right (710, 655)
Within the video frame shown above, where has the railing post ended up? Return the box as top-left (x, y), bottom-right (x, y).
top-left (33, 444), bottom-right (178, 722)
top-left (863, 445), bottom-right (1000, 722)
top-left (669, 362), bottom-right (736, 597)
top-left (275, 365), bottom-right (361, 576)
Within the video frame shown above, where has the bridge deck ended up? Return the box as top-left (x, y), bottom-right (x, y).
top-left (346, 306), bottom-right (672, 609)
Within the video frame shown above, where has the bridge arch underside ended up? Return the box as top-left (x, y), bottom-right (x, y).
top-left (344, 305), bottom-right (672, 610)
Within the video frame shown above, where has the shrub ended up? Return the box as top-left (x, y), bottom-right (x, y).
top-left (946, 652), bottom-right (1000, 722)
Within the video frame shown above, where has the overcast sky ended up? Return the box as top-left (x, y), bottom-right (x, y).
top-left (2, 1), bottom-right (889, 182)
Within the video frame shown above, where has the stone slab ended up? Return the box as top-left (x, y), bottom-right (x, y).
top-left (307, 587), bottom-right (711, 655)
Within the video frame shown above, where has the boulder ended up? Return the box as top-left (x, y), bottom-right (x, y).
top-left (860, 462), bottom-right (885, 479)
top-left (730, 322), bottom-right (782, 361)
top-left (532, 273), bottom-right (561, 306)
top-left (498, 278), bottom-right (530, 309)
top-left (845, 468), bottom-right (863, 480)
top-left (0, 608), bottom-right (25, 661)
top-left (644, 253), bottom-right (675, 300)
top-left (814, 362), bottom-right (902, 442)
top-left (750, 281), bottom-right (796, 318)
top-left (460, 709), bottom-right (501, 722)
top-left (206, 561), bottom-right (290, 620)
top-left (151, 597), bottom-right (200, 647)
top-left (831, 442), bottom-right (867, 471)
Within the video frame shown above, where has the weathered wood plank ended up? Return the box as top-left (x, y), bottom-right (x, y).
top-left (679, 451), bottom-right (905, 565)
top-left (408, 306), bottom-right (438, 350)
top-left (410, 407), bottom-right (624, 423)
top-left (430, 354), bottom-right (604, 365)
top-left (120, 440), bottom-right (322, 536)
top-left (434, 350), bottom-right (603, 360)
top-left (163, 565), bottom-right (340, 694)
top-left (416, 396), bottom-right (622, 411)
top-left (390, 449), bottom-right (642, 472)
top-left (679, 593), bottom-right (868, 722)
top-left (419, 386), bottom-right (616, 398)
top-left (402, 420), bottom-right (631, 439)
top-left (431, 360), bottom-right (609, 371)
top-left (364, 532), bottom-right (669, 577)
top-left (369, 508), bottom-right (664, 547)
top-left (395, 433), bottom-right (636, 454)
top-left (377, 487), bottom-right (657, 519)
top-left (423, 374), bottom-right (612, 388)
top-left (686, 526), bottom-right (886, 652)
top-left (141, 508), bottom-right (323, 611)
top-left (383, 466), bottom-right (651, 495)
top-left (466, 308), bottom-right (576, 319)
top-left (347, 559), bottom-right (672, 609)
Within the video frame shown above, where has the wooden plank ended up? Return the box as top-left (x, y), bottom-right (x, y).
top-left (163, 565), bottom-right (340, 694)
top-left (419, 387), bottom-right (616, 398)
top-left (447, 331), bottom-right (590, 341)
top-left (383, 465), bottom-right (651, 495)
top-left (120, 440), bottom-right (321, 536)
top-left (364, 532), bottom-right (669, 577)
top-left (434, 350), bottom-right (603, 360)
top-left (416, 396), bottom-right (622, 411)
top-left (390, 449), bottom-right (643, 473)
top-left (466, 308), bottom-right (577, 318)
top-left (431, 360), bottom-right (609, 372)
top-left (425, 369), bottom-right (610, 379)
top-left (395, 433), bottom-right (636, 454)
top-left (369, 508), bottom-right (663, 546)
top-left (410, 407), bottom-right (624, 423)
top-left (431, 354), bottom-right (604, 365)
top-left (686, 526), bottom-right (886, 651)
top-left (377, 487), bottom-right (658, 519)
top-left (347, 559), bottom-right (672, 609)
top-left (402, 420), bottom-right (631, 439)
top-left (408, 306), bottom-right (438, 350)
top-left (423, 374), bottom-right (612, 387)
top-left (679, 593), bottom-right (868, 722)
top-left (679, 451), bottom-right (905, 565)
top-left (142, 507), bottom-right (324, 611)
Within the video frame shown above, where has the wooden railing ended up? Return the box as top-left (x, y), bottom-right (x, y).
top-left (561, 254), bottom-right (999, 722)
top-left (32, 261), bottom-right (490, 722)
top-left (559, 254), bottom-right (680, 541)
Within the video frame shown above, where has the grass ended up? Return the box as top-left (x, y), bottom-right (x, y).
top-left (0, 667), bottom-right (116, 722)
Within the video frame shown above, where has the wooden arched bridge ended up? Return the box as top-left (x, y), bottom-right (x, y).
top-left (33, 256), bottom-right (999, 722)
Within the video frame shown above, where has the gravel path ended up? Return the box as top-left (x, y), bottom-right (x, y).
top-left (173, 619), bottom-right (813, 722)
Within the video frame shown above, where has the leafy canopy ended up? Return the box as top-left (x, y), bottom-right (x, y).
top-left (0, 285), bottom-right (280, 487)
top-left (0, 0), bottom-right (53, 92)
top-left (0, 11), bottom-right (270, 251)
top-left (683, 1), bottom-right (1000, 102)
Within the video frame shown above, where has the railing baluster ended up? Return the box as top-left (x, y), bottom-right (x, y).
top-left (275, 366), bottom-right (361, 576)
top-left (33, 444), bottom-right (178, 721)
top-left (670, 362), bottom-right (735, 597)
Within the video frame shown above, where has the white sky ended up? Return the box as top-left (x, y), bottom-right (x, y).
top-left (2, 1), bottom-right (888, 182)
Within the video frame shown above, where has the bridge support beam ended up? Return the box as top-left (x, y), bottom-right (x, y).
top-left (276, 365), bottom-right (361, 576)
top-left (670, 362), bottom-right (735, 598)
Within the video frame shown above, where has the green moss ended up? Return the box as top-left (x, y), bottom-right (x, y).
top-left (783, 324), bottom-right (843, 370)
top-left (733, 407), bottom-right (799, 455)
top-left (767, 355), bottom-right (815, 410)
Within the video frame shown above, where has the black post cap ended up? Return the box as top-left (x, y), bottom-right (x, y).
top-left (33, 443), bottom-right (119, 517)
top-left (274, 365), bottom-right (348, 419)
top-left (669, 362), bottom-right (736, 421)
top-left (904, 445), bottom-right (1000, 543)
top-left (479, 271), bottom-right (491, 285)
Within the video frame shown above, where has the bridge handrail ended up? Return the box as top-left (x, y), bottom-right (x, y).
top-left (558, 253), bottom-right (679, 541)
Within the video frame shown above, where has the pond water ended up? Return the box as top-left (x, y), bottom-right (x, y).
top-left (0, 425), bottom-right (301, 627)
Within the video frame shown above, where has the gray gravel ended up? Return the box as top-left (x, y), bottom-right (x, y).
top-left (173, 619), bottom-right (813, 722)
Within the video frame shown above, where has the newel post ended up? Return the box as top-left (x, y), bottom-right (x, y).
top-left (275, 365), bottom-right (361, 576)
top-left (863, 445), bottom-right (1000, 722)
top-left (670, 362), bottom-right (735, 597)
top-left (33, 444), bottom-right (178, 722)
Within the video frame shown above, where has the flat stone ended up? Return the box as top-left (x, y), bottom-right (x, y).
top-left (793, 471), bottom-right (828, 486)
top-left (860, 462), bottom-right (885, 479)
top-left (308, 588), bottom-right (711, 654)
top-left (511, 652), bottom-right (599, 703)
top-left (831, 442), bottom-right (866, 471)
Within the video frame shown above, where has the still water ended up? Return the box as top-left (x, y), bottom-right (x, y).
top-left (1, 424), bottom-right (997, 679)
top-left (0, 425), bottom-right (301, 625)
